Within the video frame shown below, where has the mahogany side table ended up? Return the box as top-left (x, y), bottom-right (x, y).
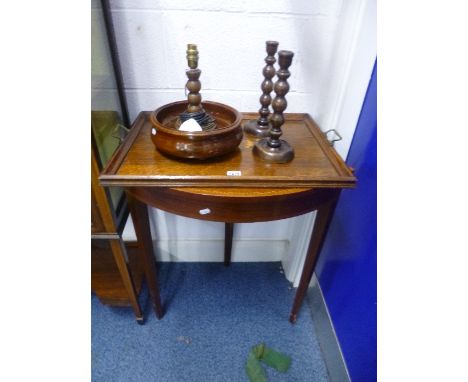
top-left (100, 112), bottom-right (356, 323)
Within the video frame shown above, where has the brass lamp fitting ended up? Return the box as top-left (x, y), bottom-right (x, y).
top-left (186, 44), bottom-right (199, 69)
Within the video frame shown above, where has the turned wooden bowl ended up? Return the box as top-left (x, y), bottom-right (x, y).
top-left (150, 100), bottom-right (243, 160)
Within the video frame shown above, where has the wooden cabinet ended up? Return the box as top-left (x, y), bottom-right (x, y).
top-left (91, 0), bottom-right (144, 323)
top-left (91, 117), bottom-right (144, 322)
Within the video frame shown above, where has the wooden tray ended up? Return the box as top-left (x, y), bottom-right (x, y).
top-left (100, 112), bottom-right (356, 189)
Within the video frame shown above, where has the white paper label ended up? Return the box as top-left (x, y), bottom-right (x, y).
top-left (199, 208), bottom-right (211, 215)
top-left (227, 170), bottom-right (242, 176)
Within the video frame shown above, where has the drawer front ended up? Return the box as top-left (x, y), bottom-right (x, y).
top-left (127, 187), bottom-right (338, 223)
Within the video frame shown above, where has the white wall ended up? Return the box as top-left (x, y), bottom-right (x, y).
top-left (105, 0), bottom-right (343, 121)
top-left (97, 0), bottom-right (376, 284)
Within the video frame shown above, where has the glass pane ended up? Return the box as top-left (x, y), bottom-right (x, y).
top-left (91, 2), bottom-right (124, 210)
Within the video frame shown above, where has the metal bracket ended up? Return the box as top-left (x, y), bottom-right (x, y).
top-left (323, 129), bottom-right (342, 147)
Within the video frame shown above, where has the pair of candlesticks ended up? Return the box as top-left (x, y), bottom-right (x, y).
top-left (244, 41), bottom-right (295, 163)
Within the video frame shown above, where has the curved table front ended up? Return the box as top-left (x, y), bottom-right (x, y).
top-left (127, 186), bottom-right (337, 222)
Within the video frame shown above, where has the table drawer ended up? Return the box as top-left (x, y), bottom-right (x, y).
top-left (127, 187), bottom-right (339, 223)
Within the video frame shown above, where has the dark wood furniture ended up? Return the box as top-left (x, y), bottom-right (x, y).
top-left (100, 112), bottom-right (355, 323)
top-left (91, 114), bottom-right (145, 323)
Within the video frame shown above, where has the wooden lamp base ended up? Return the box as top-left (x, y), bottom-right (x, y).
top-left (253, 138), bottom-right (294, 163)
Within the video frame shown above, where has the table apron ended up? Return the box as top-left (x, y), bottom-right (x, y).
top-left (126, 187), bottom-right (340, 223)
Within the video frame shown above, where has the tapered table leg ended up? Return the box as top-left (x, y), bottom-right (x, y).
top-left (126, 192), bottom-right (163, 319)
top-left (224, 223), bottom-right (234, 266)
top-left (289, 194), bottom-right (340, 323)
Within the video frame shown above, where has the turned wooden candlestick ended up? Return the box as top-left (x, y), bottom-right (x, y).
top-left (253, 50), bottom-right (294, 163)
top-left (244, 41), bottom-right (279, 137)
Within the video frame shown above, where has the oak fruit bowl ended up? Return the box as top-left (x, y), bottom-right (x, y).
top-left (150, 100), bottom-right (243, 160)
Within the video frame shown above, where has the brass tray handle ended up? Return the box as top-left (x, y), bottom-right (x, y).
top-left (323, 129), bottom-right (342, 147)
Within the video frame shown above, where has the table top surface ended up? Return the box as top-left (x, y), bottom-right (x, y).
top-left (100, 111), bottom-right (355, 189)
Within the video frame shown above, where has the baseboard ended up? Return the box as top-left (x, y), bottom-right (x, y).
top-left (307, 274), bottom-right (351, 382)
top-left (151, 239), bottom-right (289, 262)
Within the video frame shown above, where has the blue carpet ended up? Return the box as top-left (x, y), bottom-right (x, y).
top-left (92, 262), bottom-right (329, 381)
